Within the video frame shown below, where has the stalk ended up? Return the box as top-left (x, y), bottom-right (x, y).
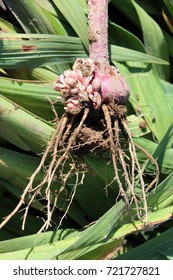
top-left (54, 0), bottom-right (130, 111)
top-left (88, 0), bottom-right (109, 65)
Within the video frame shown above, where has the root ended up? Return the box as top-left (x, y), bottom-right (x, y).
top-left (56, 170), bottom-right (79, 230)
top-left (0, 98), bottom-right (159, 231)
top-left (0, 117), bottom-right (66, 230)
top-left (121, 118), bottom-right (148, 223)
top-left (102, 103), bottom-right (159, 225)
top-left (33, 108), bottom-right (89, 231)
top-left (0, 108), bottom-right (90, 232)
top-left (102, 104), bottom-right (130, 209)
top-left (102, 103), bottom-right (143, 220)
top-left (134, 142), bottom-right (159, 192)
top-left (114, 119), bottom-right (141, 219)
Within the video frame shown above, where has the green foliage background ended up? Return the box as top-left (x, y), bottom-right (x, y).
top-left (0, 0), bottom-right (173, 260)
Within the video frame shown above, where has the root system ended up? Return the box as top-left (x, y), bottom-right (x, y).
top-left (0, 100), bottom-right (159, 232)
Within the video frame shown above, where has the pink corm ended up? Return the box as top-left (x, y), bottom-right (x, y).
top-left (54, 58), bottom-right (130, 112)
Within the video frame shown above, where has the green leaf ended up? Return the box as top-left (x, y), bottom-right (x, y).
top-left (108, 21), bottom-right (145, 52)
top-left (111, 0), bottom-right (140, 26)
top-left (0, 77), bottom-right (63, 119)
top-left (152, 124), bottom-right (173, 173)
top-left (0, 18), bottom-right (20, 33)
top-left (0, 236), bottom-right (76, 260)
top-left (1, 205), bottom-right (172, 259)
top-left (0, 34), bottom-right (168, 71)
top-left (3, 0), bottom-right (55, 34)
top-left (161, 79), bottom-right (173, 94)
top-left (0, 94), bottom-right (54, 153)
top-left (77, 0), bottom-right (88, 13)
top-left (116, 61), bottom-right (173, 141)
top-left (163, 0), bottom-right (173, 18)
top-left (38, 6), bottom-right (68, 35)
top-left (115, 227), bottom-right (173, 260)
top-left (131, 0), bottom-right (170, 80)
top-left (0, 228), bottom-right (78, 253)
top-left (52, 0), bottom-right (88, 51)
top-left (161, 80), bottom-right (173, 114)
top-left (0, 34), bottom-right (87, 69)
top-left (62, 203), bottom-right (173, 259)
top-left (59, 169), bottom-right (173, 259)
top-left (148, 171), bottom-right (173, 211)
top-left (110, 45), bottom-right (168, 65)
top-left (135, 136), bottom-right (173, 176)
top-left (76, 239), bottom-right (124, 260)
top-left (128, 114), bottom-right (150, 137)
top-left (0, 121), bottom-right (31, 151)
top-left (111, 0), bottom-right (170, 79)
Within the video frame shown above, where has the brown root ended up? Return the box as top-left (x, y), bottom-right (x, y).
top-left (101, 103), bottom-right (159, 224)
top-left (102, 104), bottom-right (130, 209)
top-left (0, 101), bottom-right (159, 231)
top-left (121, 117), bottom-right (148, 223)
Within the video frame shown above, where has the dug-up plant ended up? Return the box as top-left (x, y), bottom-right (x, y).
top-left (0, 0), bottom-right (159, 232)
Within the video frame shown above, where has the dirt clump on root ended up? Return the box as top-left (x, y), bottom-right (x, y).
top-left (0, 102), bottom-right (159, 232)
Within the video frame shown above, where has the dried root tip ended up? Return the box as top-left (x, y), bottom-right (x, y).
top-left (54, 58), bottom-right (130, 113)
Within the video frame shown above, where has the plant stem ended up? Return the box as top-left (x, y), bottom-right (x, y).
top-left (88, 0), bottom-right (109, 65)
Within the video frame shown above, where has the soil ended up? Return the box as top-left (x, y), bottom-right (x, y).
top-left (69, 102), bottom-right (127, 153)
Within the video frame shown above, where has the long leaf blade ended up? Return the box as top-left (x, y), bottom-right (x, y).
top-left (3, 0), bottom-right (55, 34)
top-left (0, 34), bottom-right (168, 70)
top-left (116, 61), bottom-right (173, 141)
top-left (52, 0), bottom-right (88, 50)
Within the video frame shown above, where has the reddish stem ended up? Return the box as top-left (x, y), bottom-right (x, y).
top-left (88, 0), bottom-right (109, 65)
top-left (54, 0), bottom-right (130, 110)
